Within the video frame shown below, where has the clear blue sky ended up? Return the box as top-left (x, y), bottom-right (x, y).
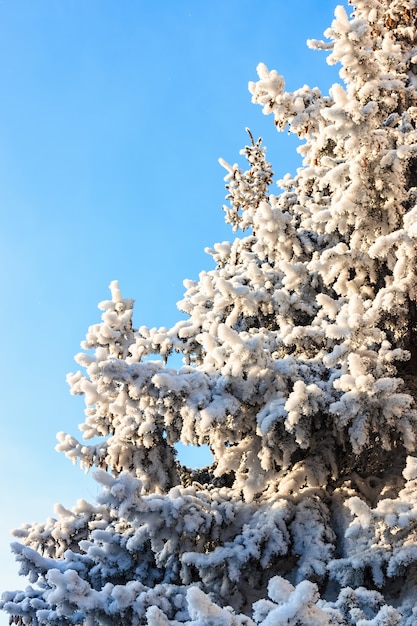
top-left (0, 0), bottom-right (347, 614)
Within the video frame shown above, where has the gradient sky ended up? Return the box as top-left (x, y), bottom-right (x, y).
top-left (0, 1), bottom-right (347, 617)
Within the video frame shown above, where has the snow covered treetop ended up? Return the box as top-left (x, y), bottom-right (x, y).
top-left (58, 0), bottom-right (417, 498)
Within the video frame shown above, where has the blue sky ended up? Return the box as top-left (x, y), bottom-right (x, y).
top-left (0, 0), bottom-right (347, 614)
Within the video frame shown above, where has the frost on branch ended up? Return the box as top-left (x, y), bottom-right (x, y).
top-left (219, 128), bottom-right (273, 232)
top-left (5, 1), bottom-right (417, 624)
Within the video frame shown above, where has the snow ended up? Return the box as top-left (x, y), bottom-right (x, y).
top-left (5, 0), bottom-right (417, 624)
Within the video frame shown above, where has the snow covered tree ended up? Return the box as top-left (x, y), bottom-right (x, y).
top-left (5, 0), bottom-right (417, 623)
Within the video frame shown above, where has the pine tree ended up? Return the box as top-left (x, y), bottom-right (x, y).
top-left (4, 1), bottom-right (417, 624)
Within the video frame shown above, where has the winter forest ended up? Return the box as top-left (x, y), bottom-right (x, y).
top-left (5, 0), bottom-right (417, 623)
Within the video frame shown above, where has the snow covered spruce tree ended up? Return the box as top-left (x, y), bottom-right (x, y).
top-left (5, 0), bottom-right (417, 624)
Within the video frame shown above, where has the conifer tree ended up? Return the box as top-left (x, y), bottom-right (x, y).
top-left (4, 1), bottom-right (417, 624)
